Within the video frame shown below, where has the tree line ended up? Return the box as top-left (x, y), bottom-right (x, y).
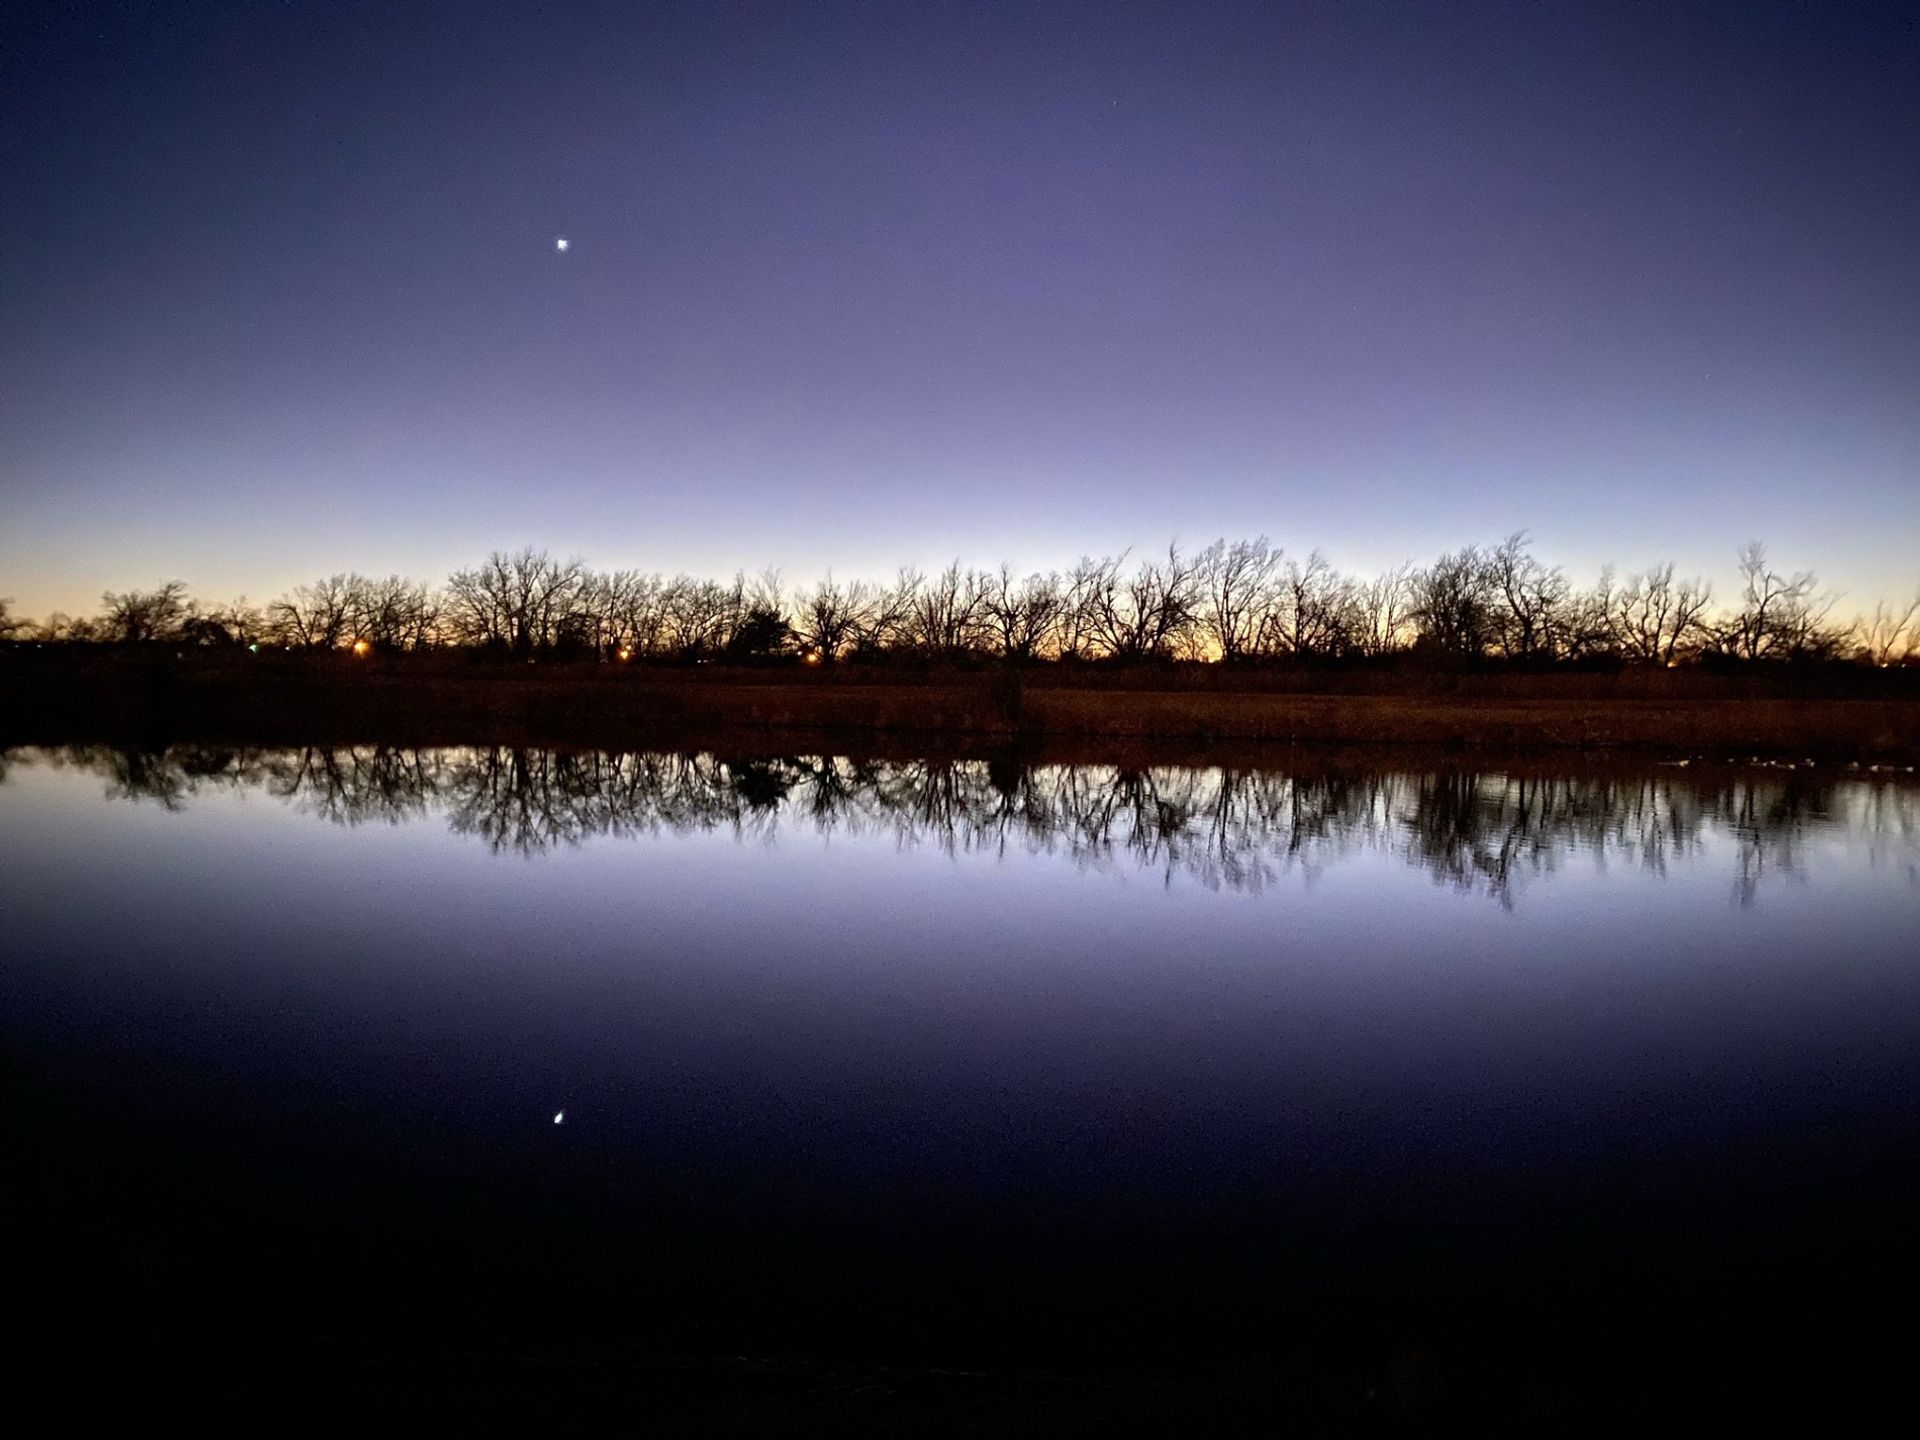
top-left (4, 535), bottom-right (1917, 667)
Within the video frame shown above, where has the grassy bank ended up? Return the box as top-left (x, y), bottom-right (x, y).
top-left (4, 650), bottom-right (1917, 758)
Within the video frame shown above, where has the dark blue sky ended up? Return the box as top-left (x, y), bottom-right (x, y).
top-left (3, 0), bottom-right (1915, 618)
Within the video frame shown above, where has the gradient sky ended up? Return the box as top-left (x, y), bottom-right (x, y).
top-left (3, 0), bottom-right (1915, 621)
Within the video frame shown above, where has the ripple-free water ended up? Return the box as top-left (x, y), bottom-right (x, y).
top-left (4, 745), bottom-right (1916, 1403)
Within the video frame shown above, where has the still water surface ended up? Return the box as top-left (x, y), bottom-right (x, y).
top-left (4, 745), bottom-right (1917, 1373)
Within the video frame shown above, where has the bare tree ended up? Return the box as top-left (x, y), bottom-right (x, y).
top-left (0, 597), bottom-right (24, 642)
top-left (1411, 548), bottom-right (1496, 657)
top-left (579, 570), bottom-right (651, 658)
top-left (903, 561), bottom-right (990, 656)
top-left (520, 550), bottom-right (588, 655)
top-left (1197, 537), bottom-right (1282, 662)
top-left (749, 568), bottom-right (785, 617)
top-left (1859, 593), bottom-right (1920, 667)
top-left (795, 575), bottom-right (875, 661)
top-left (1265, 550), bottom-right (1350, 658)
top-left (1608, 563), bottom-right (1713, 665)
top-left (982, 565), bottom-right (1065, 660)
top-left (99, 582), bottom-right (192, 644)
top-left (1559, 569), bottom-right (1620, 660)
top-left (444, 559), bottom-right (509, 650)
top-left (602, 572), bottom-right (670, 656)
top-left (269, 575), bottom-right (357, 649)
top-left (1085, 545), bottom-right (1202, 660)
top-left (656, 575), bottom-right (737, 658)
top-left (847, 570), bottom-right (917, 657)
top-left (709, 572), bottom-right (753, 654)
top-left (1717, 542), bottom-right (1835, 661)
top-left (655, 576), bottom-right (700, 656)
top-left (1354, 562), bottom-right (1417, 657)
top-left (350, 575), bottom-right (436, 651)
top-left (217, 599), bottom-right (268, 646)
top-left (443, 549), bottom-right (585, 656)
top-left (1772, 587), bottom-right (1849, 661)
top-left (1487, 532), bottom-right (1572, 660)
top-left (1057, 556), bottom-right (1113, 660)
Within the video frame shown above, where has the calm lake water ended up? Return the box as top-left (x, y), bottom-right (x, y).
top-left (5, 745), bottom-right (1918, 1399)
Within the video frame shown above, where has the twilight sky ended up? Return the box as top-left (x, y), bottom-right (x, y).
top-left (3, 0), bottom-right (1915, 621)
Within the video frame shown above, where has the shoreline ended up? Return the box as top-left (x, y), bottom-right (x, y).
top-left (5, 652), bottom-right (1918, 760)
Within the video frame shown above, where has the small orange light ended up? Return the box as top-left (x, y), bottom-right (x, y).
top-left (352, 639), bottom-right (370, 656)
top-left (618, 647), bottom-right (633, 661)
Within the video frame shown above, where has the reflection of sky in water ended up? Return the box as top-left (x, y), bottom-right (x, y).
top-left (3, 746), bottom-right (1918, 1352)
top-left (8, 745), bottom-right (1916, 904)
top-left (5, 746), bottom-right (1914, 1114)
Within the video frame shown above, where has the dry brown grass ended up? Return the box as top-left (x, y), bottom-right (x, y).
top-left (4, 651), bottom-right (1917, 758)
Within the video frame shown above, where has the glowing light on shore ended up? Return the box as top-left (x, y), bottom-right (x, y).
top-left (352, 639), bottom-right (370, 656)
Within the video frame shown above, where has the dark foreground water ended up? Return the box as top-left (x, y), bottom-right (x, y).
top-left (4, 745), bottom-right (1917, 1419)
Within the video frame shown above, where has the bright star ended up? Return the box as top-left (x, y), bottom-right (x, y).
top-left (555, 237), bottom-right (569, 252)
top-left (553, 1110), bottom-right (565, 1124)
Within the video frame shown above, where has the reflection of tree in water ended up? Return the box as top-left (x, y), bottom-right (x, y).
top-left (267, 747), bottom-right (441, 827)
top-left (1392, 772), bottom-right (1713, 908)
top-left (22, 744), bottom-right (1917, 905)
top-left (1855, 782), bottom-right (1920, 889)
top-left (1710, 775), bottom-right (1828, 907)
top-left (33, 743), bottom-right (209, 812)
top-left (439, 750), bottom-right (788, 854)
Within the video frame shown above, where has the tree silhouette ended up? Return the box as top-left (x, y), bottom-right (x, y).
top-left (1198, 537), bottom-right (1282, 662)
top-left (982, 565), bottom-right (1065, 661)
top-left (269, 575), bottom-right (356, 649)
top-left (1487, 532), bottom-right (1572, 661)
top-left (1410, 549), bottom-right (1495, 657)
top-left (1717, 542), bottom-right (1844, 661)
top-left (796, 575), bottom-right (875, 661)
top-left (1082, 546), bottom-right (1202, 660)
top-left (1862, 594), bottom-right (1920, 667)
top-left (1606, 563), bottom-right (1714, 664)
top-left (99, 582), bottom-right (191, 644)
top-left (13, 532), bottom-right (1911, 670)
top-left (725, 603), bottom-right (794, 661)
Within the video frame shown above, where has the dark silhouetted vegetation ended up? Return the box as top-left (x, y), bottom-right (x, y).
top-left (8, 535), bottom-right (1916, 669)
top-left (9, 538), bottom-right (1917, 757)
